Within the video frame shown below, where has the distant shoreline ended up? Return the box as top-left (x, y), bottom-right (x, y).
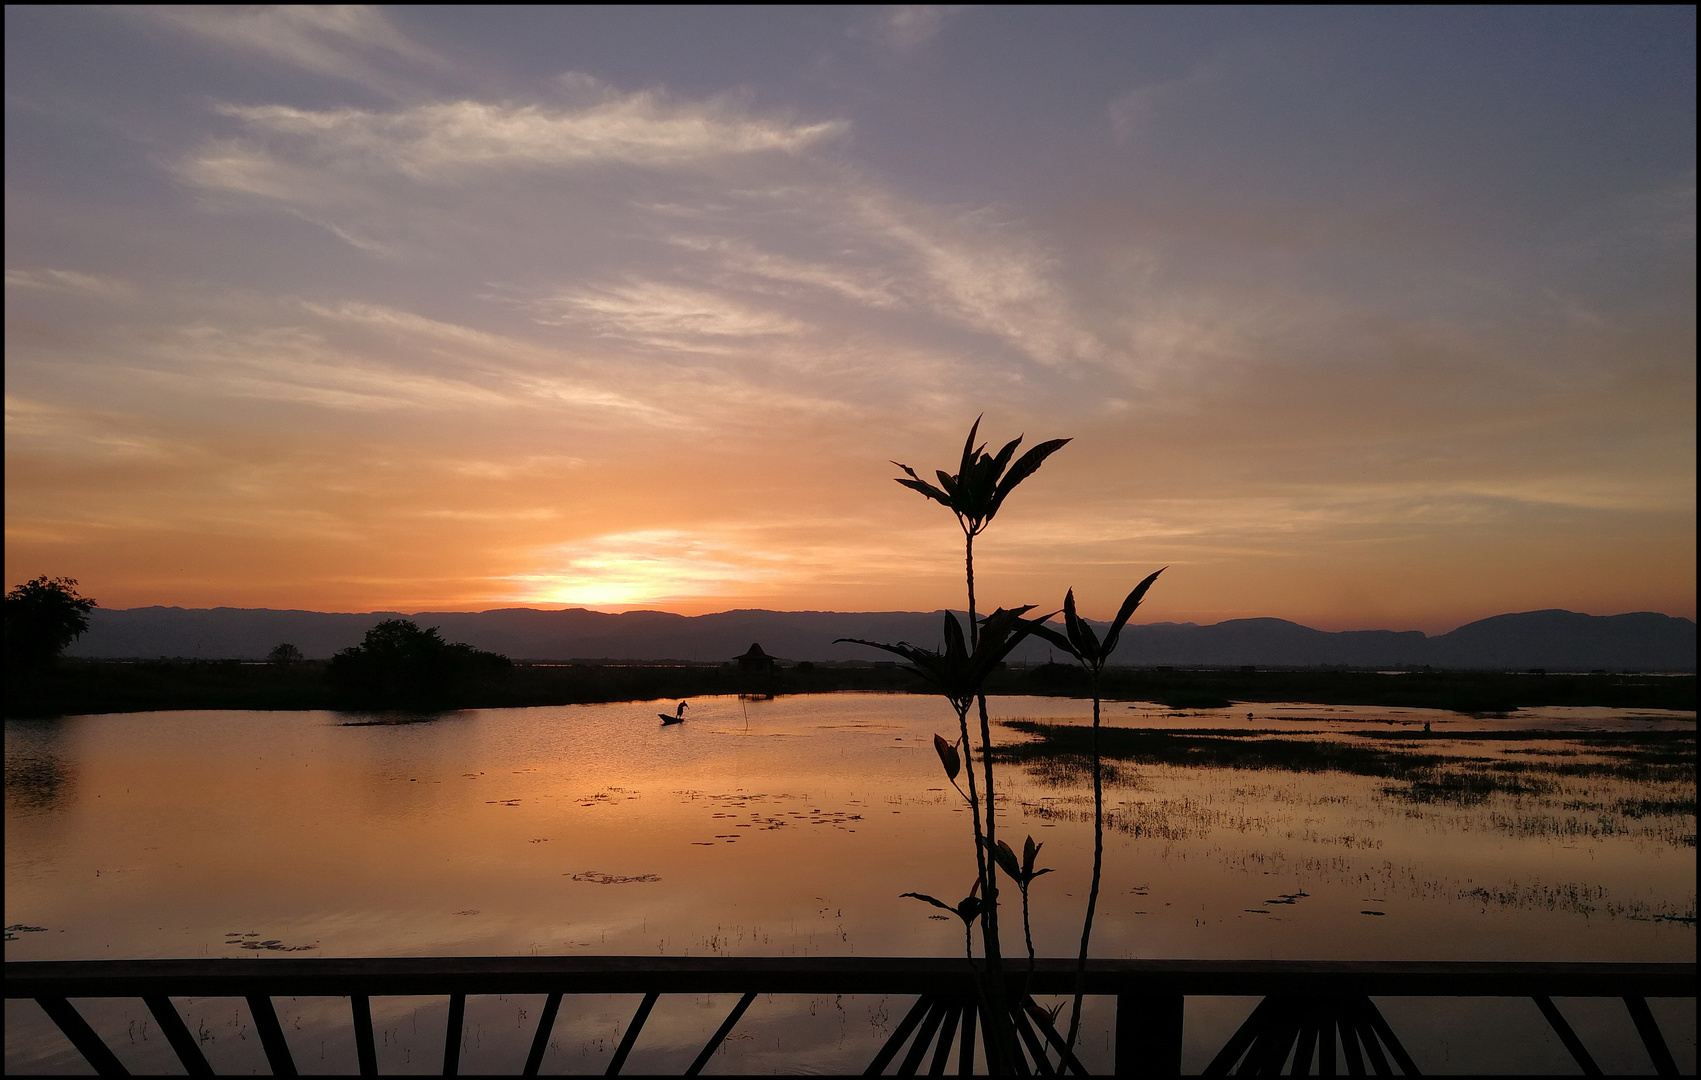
top-left (7, 662), bottom-right (1694, 719)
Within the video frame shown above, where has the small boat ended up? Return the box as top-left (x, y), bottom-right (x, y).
top-left (659, 701), bottom-right (689, 725)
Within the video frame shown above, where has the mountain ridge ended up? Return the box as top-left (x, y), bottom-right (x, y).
top-left (64, 605), bottom-right (1697, 671)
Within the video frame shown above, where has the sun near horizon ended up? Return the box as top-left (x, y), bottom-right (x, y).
top-left (5, 7), bottom-right (1695, 639)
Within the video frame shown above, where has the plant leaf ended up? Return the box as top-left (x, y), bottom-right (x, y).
top-left (933, 733), bottom-right (961, 781)
top-left (984, 838), bottom-right (1022, 881)
top-left (1063, 588), bottom-right (1100, 657)
top-left (1099, 567), bottom-right (1166, 660)
top-left (985, 437), bottom-right (1070, 521)
top-left (1026, 619), bottom-right (1077, 659)
top-left (989, 435), bottom-right (1023, 482)
top-left (941, 611), bottom-right (968, 665)
top-left (901, 891), bottom-right (955, 913)
top-left (894, 475), bottom-right (952, 507)
top-left (959, 415), bottom-right (984, 479)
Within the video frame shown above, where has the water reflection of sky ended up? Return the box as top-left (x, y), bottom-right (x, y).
top-left (5, 694), bottom-right (1694, 1073)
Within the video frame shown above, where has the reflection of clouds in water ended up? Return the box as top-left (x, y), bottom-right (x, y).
top-left (3, 719), bottom-right (74, 811)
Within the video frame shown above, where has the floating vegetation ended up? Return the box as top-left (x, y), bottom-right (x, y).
top-left (569, 871), bottom-right (661, 885)
top-left (223, 932), bottom-right (315, 952)
top-left (4, 924), bottom-right (48, 940)
top-left (997, 722), bottom-right (1695, 813)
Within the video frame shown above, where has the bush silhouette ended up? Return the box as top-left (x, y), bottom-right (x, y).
top-left (329, 619), bottom-right (510, 708)
top-left (6, 576), bottom-right (97, 674)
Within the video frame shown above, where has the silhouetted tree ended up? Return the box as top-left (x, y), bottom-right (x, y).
top-left (267, 642), bottom-right (305, 666)
top-left (329, 619), bottom-right (510, 708)
top-left (6, 576), bottom-right (97, 673)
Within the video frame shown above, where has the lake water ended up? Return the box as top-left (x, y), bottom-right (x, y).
top-left (5, 693), bottom-right (1695, 1073)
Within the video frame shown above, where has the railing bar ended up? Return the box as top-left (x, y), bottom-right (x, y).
top-left (999, 1002), bottom-right (1033, 1078)
top-left (1242, 999), bottom-right (1298, 1077)
top-left (928, 1001), bottom-right (962, 1076)
top-left (957, 999), bottom-right (977, 1076)
top-left (607, 991), bottom-right (659, 1076)
top-left (1352, 1000), bottom-right (1393, 1076)
top-left (1011, 1002), bottom-right (1055, 1076)
top-left (1203, 997), bottom-right (1276, 1076)
top-left (1291, 1017), bottom-right (1320, 1078)
top-left (1623, 996), bottom-right (1678, 1077)
top-left (1531, 997), bottom-right (1600, 1076)
top-left (1261, 1015), bottom-right (1303, 1077)
top-left (867, 996), bottom-right (935, 1076)
top-left (1022, 998), bottom-right (1089, 1077)
top-left (684, 990), bottom-right (756, 1077)
top-left (143, 995), bottom-right (214, 1076)
top-left (1360, 1000), bottom-right (1415, 1074)
top-left (898, 999), bottom-right (948, 1076)
top-left (246, 994), bottom-right (298, 1076)
top-left (350, 994), bottom-right (377, 1076)
top-left (1339, 1009), bottom-right (1365, 1077)
top-left (522, 991), bottom-right (563, 1076)
top-left (36, 997), bottom-right (129, 1076)
top-left (443, 993), bottom-right (465, 1076)
top-left (979, 996), bottom-right (1023, 1078)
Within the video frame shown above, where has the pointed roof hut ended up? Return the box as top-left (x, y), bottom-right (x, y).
top-left (734, 642), bottom-right (778, 674)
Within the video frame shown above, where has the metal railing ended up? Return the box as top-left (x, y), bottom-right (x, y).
top-left (6, 956), bottom-right (1693, 1075)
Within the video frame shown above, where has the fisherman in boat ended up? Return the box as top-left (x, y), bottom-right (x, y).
top-left (659, 701), bottom-right (689, 724)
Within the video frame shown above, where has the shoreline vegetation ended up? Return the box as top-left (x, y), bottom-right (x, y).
top-left (5, 659), bottom-right (1694, 719)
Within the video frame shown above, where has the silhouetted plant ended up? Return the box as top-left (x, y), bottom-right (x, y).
top-left (840, 417), bottom-right (1068, 1073)
top-left (902, 880), bottom-right (982, 961)
top-left (267, 642), bottom-right (305, 667)
top-left (838, 605), bottom-right (1054, 999)
top-left (890, 417), bottom-right (1068, 974)
top-left (1028, 569), bottom-right (1165, 1053)
top-left (985, 834), bottom-right (1053, 982)
top-left (5, 575), bottom-right (96, 674)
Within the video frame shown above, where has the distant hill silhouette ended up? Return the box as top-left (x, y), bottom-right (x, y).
top-left (65, 606), bottom-right (1696, 671)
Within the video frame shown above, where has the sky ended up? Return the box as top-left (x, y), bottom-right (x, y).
top-left (4, 6), bottom-right (1695, 633)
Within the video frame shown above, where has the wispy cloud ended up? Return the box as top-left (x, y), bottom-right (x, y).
top-left (130, 5), bottom-right (448, 97)
top-left (201, 95), bottom-right (845, 179)
top-left (868, 6), bottom-right (973, 53)
top-left (669, 235), bottom-right (903, 309)
top-left (5, 269), bottom-right (136, 299)
top-left (528, 279), bottom-right (811, 347)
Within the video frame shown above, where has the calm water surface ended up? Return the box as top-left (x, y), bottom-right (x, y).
top-left (6, 693), bottom-right (1694, 1073)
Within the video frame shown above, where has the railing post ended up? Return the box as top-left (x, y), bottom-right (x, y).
top-left (443, 993), bottom-right (465, 1076)
top-left (1116, 993), bottom-right (1183, 1076)
top-left (246, 995), bottom-right (297, 1076)
top-left (37, 997), bottom-right (129, 1076)
top-left (143, 996), bottom-right (214, 1077)
top-left (1624, 996), bottom-right (1678, 1076)
top-left (351, 995), bottom-right (377, 1076)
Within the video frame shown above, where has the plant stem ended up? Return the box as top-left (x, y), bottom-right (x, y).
top-left (963, 526), bottom-right (1016, 1075)
top-left (954, 702), bottom-right (991, 950)
top-left (1064, 671), bottom-right (1105, 1054)
top-left (965, 530), bottom-right (1001, 966)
